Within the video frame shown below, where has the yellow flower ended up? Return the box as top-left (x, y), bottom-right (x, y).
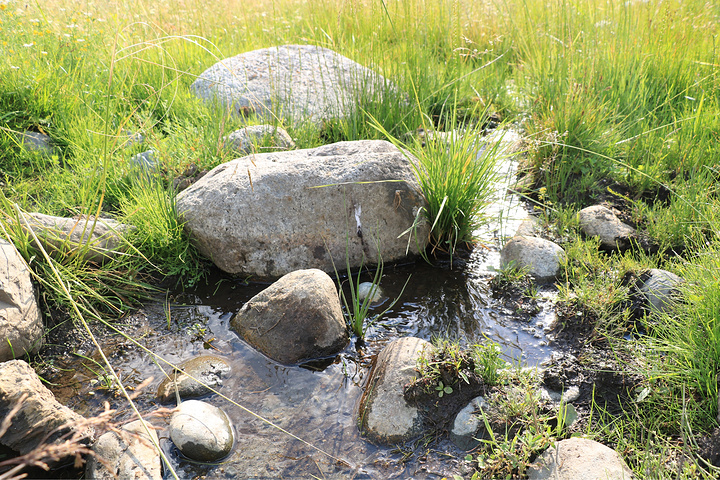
top-left (0, 4), bottom-right (6, 11)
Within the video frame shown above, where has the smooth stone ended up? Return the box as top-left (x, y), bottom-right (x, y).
top-left (130, 150), bottom-right (158, 172)
top-left (22, 212), bottom-right (132, 264)
top-left (156, 355), bottom-right (232, 403)
top-left (528, 437), bottom-right (634, 480)
top-left (169, 400), bottom-right (234, 462)
top-left (18, 130), bottom-right (54, 155)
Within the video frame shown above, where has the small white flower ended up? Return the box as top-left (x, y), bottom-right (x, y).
top-left (23, 42), bottom-right (34, 48)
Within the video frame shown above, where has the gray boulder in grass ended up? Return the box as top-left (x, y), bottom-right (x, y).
top-left (230, 269), bottom-right (348, 365)
top-left (176, 140), bottom-right (428, 279)
top-left (190, 44), bottom-right (400, 123)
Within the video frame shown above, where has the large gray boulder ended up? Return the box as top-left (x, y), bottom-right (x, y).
top-left (499, 236), bottom-right (565, 281)
top-left (176, 140), bottom-right (428, 278)
top-left (22, 213), bottom-right (131, 264)
top-left (230, 269), bottom-right (348, 365)
top-left (86, 419), bottom-right (161, 480)
top-left (0, 360), bottom-right (93, 457)
top-left (578, 205), bottom-right (636, 250)
top-left (191, 44), bottom-right (399, 123)
top-left (528, 437), bottom-right (633, 479)
top-left (357, 337), bottom-right (432, 445)
top-left (0, 239), bottom-right (43, 361)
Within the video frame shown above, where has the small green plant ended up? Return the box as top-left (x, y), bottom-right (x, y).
top-left (435, 381), bottom-right (453, 397)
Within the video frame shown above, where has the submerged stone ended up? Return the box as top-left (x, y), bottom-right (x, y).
top-left (156, 355), bottom-right (232, 403)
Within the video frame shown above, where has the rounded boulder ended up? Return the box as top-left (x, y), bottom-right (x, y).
top-left (230, 269), bottom-right (348, 365)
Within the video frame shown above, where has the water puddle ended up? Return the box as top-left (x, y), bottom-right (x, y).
top-left (45, 152), bottom-right (559, 479)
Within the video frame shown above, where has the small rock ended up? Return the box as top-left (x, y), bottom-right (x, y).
top-left (230, 269), bottom-right (348, 365)
top-left (0, 239), bottom-right (43, 361)
top-left (499, 236), bottom-right (565, 281)
top-left (86, 419), bottom-right (161, 480)
top-left (357, 282), bottom-right (383, 303)
top-left (528, 437), bottom-right (634, 480)
top-left (121, 130), bottom-right (145, 148)
top-left (223, 125), bottom-right (295, 155)
top-left (0, 360), bottom-right (93, 459)
top-left (450, 396), bottom-right (487, 450)
top-left (638, 269), bottom-right (683, 313)
top-left (18, 131), bottom-right (54, 155)
top-left (357, 337), bottom-right (433, 445)
top-left (169, 400), bottom-right (234, 462)
top-left (156, 355), bottom-right (232, 403)
top-left (578, 205), bottom-right (635, 250)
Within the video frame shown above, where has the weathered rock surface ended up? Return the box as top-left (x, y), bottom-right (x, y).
top-left (638, 268), bottom-right (683, 314)
top-left (22, 213), bottom-right (131, 264)
top-left (578, 205), bottom-right (636, 250)
top-left (358, 336), bottom-right (432, 445)
top-left (157, 355), bottom-right (232, 403)
top-left (499, 236), bottom-right (565, 281)
top-left (528, 437), bottom-right (634, 480)
top-left (85, 419), bottom-right (161, 480)
top-left (0, 239), bottom-right (43, 361)
top-left (230, 269), bottom-right (347, 365)
top-left (0, 360), bottom-right (93, 457)
top-left (176, 140), bottom-right (428, 278)
top-left (223, 125), bottom-right (295, 156)
top-left (450, 396), bottom-right (487, 450)
top-left (191, 44), bottom-right (399, 123)
top-left (169, 400), bottom-right (234, 462)
top-left (357, 281), bottom-right (383, 303)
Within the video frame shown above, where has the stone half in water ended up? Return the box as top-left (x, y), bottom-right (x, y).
top-left (169, 400), bottom-right (234, 462)
top-left (357, 282), bottom-right (383, 303)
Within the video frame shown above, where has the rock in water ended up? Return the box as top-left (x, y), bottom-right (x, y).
top-left (169, 400), bottom-right (234, 462)
top-left (86, 419), bottom-right (161, 480)
top-left (0, 239), bottom-right (43, 361)
top-left (191, 44), bottom-right (400, 123)
top-left (499, 236), bottom-right (565, 281)
top-left (176, 140), bottom-right (428, 278)
top-left (357, 337), bottom-right (432, 445)
top-left (230, 269), bottom-right (348, 365)
top-left (156, 355), bottom-right (232, 403)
